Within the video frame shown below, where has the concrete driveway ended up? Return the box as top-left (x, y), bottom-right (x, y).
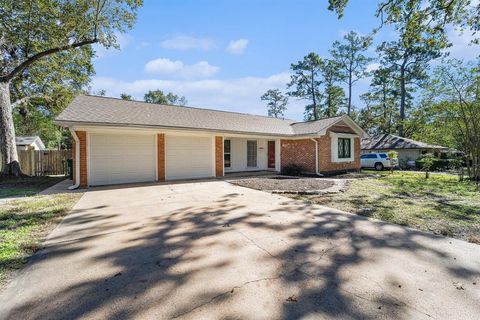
top-left (1, 181), bottom-right (479, 319)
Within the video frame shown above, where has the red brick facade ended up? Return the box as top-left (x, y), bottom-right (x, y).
top-left (281, 125), bottom-right (361, 174)
top-left (157, 134), bottom-right (165, 181)
top-left (215, 136), bottom-right (223, 177)
top-left (75, 131), bottom-right (88, 188)
top-left (72, 140), bottom-right (76, 185)
top-left (281, 139), bottom-right (317, 173)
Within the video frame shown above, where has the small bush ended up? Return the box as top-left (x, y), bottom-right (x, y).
top-left (281, 164), bottom-right (304, 176)
top-left (416, 155), bottom-right (459, 171)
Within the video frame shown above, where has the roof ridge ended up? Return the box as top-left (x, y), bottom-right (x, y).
top-left (82, 94), bottom-right (297, 122)
top-left (289, 114), bottom-right (344, 125)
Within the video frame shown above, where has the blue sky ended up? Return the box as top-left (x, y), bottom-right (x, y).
top-left (92, 0), bottom-right (477, 121)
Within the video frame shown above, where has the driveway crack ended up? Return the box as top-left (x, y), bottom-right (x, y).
top-left (171, 276), bottom-right (282, 319)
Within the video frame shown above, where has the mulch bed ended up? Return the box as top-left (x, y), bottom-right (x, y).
top-left (230, 176), bottom-right (335, 193)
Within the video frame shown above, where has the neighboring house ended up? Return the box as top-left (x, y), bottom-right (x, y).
top-left (55, 95), bottom-right (368, 187)
top-left (361, 134), bottom-right (449, 166)
top-left (16, 136), bottom-right (46, 150)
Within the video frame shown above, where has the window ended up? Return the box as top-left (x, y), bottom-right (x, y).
top-left (379, 154), bottom-right (387, 158)
top-left (247, 140), bottom-right (257, 167)
top-left (361, 154), bottom-right (377, 159)
top-left (224, 139), bottom-right (231, 168)
top-left (338, 138), bottom-right (351, 159)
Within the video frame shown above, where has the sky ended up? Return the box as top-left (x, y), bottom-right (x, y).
top-left (91, 0), bottom-right (478, 121)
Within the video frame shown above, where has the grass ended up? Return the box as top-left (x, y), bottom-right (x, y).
top-left (0, 193), bottom-right (82, 285)
top-left (295, 171), bottom-right (480, 243)
top-left (0, 176), bottom-right (65, 198)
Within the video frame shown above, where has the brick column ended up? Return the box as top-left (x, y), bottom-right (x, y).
top-left (72, 140), bottom-right (76, 185)
top-left (215, 136), bottom-right (223, 177)
top-left (157, 133), bottom-right (165, 181)
top-left (75, 131), bottom-right (88, 188)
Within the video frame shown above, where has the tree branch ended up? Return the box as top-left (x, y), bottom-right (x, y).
top-left (0, 38), bottom-right (98, 83)
top-left (11, 94), bottom-right (48, 108)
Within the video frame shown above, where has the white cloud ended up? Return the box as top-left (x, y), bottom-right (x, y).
top-left (91, 72), bottom-right (305, 119)
top-left (160, 35), bottom-right (214, 51)
top-left (366, 62), bottom-right (381, 72)
top-left (226, 39), bottom-right (249, 55)
top-left (145, 58), bottom-right (184, 74)
top-left (144, 58), bottom-right (219, 78)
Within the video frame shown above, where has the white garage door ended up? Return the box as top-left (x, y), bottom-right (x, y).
top-left (166, 135), bottom-right (214, 180)
top-left (89, 133), bottom-right (156, 186)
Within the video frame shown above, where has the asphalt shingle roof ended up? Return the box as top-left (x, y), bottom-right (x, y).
top-left (56, 95), bottom-right (353, 136)
top-left (361, 134), bottom-right (448, 150)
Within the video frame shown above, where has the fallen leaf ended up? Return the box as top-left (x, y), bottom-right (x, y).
top-left (286, 295), bottom-right (298, 302)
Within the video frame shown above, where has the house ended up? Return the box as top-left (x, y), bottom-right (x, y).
top-left (15, 136), bottom-right (46, 150)
top-left (361, 134), bottom-right (449, 166)
top-left (55, 95), bottom-right (368, 188)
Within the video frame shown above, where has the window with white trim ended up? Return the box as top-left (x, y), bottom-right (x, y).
top-left (247, 140), bottom-right (257, 167)
top-left (224, 139), bottom-right (231, 168)
top-left (338, 138), bottom-right (351, 159)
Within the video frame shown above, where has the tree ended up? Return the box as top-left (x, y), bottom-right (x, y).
top-left (330, 31), bottom-right (373, 115)
top-left (376, 1), bottom-right (450, 137)
top-left (320, 60), bottom-right (346, 117)
top-left (424, 59), bottom-right (480, 181)
top-left (0, 0), bottom-right (142, 176)
top-left (359, 67), bottom-right (399, 134)
top-left (11, 45), bottom-right (94, 149)
top-left (287, 53), bottom-right (324, 120)
top-left (144, 90), bottom-right (188, 106)
top-left (327, 0), bottom-right (477, 41)
top-left (120, 93), bottom-right (133, 100)
top-left (261, 89), bottom-right (288, 118)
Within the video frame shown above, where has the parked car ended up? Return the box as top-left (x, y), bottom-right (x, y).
top-left (361, 153), bottom-right (398, 170)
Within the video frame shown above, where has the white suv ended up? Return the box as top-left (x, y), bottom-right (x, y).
top-left (360, 153), bottom-right (398, 170)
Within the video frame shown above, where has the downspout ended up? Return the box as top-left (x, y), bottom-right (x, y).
top-left (310, 138), bottom-right (322, 176)
top-left (68, 129), bottom-right (80, 190)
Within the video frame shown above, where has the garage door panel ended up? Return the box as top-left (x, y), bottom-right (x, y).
top-left (89, 133), bottom-right (156, 186)
top-left (166, 135), bottom-right (213, 180)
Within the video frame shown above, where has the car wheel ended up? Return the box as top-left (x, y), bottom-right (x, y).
top-left (374, 162), bottom-right (384, 171)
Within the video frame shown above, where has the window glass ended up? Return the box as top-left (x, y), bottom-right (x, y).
top-left (247, 140), bottom-right (257, 167)
top-left (224, 140), bottom-right (231, 168)
top-left (367, 154), bottom-right (377, 159)
top-left (224, 139), bottom-right (231, 154)
top-left (338, 138), bottom-right (351, 159)
top-left (379, 154), bottom-right (387, 158)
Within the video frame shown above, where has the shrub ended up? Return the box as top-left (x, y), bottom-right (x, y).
top-left (416, 156), bottom-right (460, 171)
top-left (281, 164), bottom-right (304, 176)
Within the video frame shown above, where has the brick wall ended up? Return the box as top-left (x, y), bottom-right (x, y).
top-left (215, 136), bottom-right (223, 177)
top-left (75, 131), bottom-right (88, 188)
top-left (72, 140), bottom-right (76, 185)
top-left (157, 133), bottom-right (165, 181)
top-left (317, 134), bottom-right (360, 173)
top-left (280, 124), bottom-right (361, 174)
top-left (280, 139), bottom-right (317, 173)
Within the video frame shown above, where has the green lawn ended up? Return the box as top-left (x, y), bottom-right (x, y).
top-left (295, 171), bottom-right (480, 243)
top-left (0, 176), bottom-right (65, 198)
top-left (0, 193), bottom-right (82, 285)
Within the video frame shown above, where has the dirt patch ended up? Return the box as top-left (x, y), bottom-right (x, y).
top-left (230, 177), bottom-right (335, 193)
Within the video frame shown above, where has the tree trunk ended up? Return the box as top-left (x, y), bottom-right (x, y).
top-left (311, 69), bottom-right (318, 120)
top-left (0, 81), bottom-right (23, 177)
top-left (347, 73), bottom-right (352, 115)
top-left (398, 67), bottom-right (406, 137)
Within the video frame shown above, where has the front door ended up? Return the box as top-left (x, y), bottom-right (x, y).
top-left (268, 141), bottom-right (275, 169)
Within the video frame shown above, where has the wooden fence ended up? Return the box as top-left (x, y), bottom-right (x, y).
top-left (15, 150), bottom-right (72, 176)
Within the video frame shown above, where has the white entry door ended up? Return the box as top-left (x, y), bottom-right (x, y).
top-left (89, 133), bottom-right (156, 186)
top-left (165, 135), bottom-right (214, 180)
